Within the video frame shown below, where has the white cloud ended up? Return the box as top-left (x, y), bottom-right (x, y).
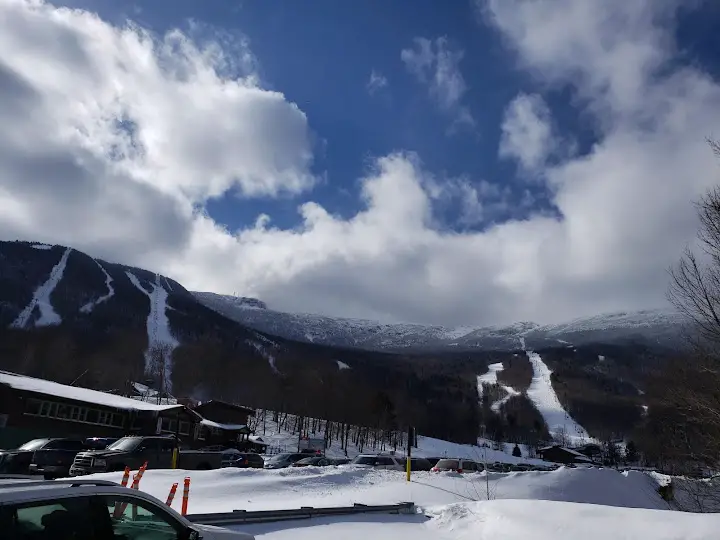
top-left (401, 37), bottom-right (474, 127)
top-left (1, 0), bottom-right (720, 328)
top-left (499, 93), bottom-right (558, 175)
top-left (367, 70), bottom-right (387, 95)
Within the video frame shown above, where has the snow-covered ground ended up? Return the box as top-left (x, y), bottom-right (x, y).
top-left (76, 466), bottom-right (718, 539)
top-left (11, 247), bottom-right (72, 328)
top-left (525, 351), bottom-right (592, 444)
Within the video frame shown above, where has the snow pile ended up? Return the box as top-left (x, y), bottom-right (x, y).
top-left (11, 247), bottom-right (71, 328)
top-left (424, 499), bottom-right (718, 540)
top-left (525, 351), bottom-right (591, 444)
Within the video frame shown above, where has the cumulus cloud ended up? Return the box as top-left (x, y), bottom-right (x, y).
top-left (2, 0), bottom-right (720, 328)
top-left (401, 37), bottom-right (474, 127)
top-left (367, 70), bottom-right (387, 95)
top-left (499, 93), bottom-right (559, 175)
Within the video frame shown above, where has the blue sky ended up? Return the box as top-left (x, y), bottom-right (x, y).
top-left (3, 0), bottom-right (720, 325)
top-left (64, 0), bottom-right (568, 231)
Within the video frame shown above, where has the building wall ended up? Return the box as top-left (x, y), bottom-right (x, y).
top-left (0, 385), bottom-right (200, 448)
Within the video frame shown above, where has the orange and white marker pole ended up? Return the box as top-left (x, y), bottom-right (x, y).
top-left (112, 467), bottom-right (132, 518)
top-left (181, 477), bottom-right (191, 516)
top-left (166, 482), bottom-right (179, 507)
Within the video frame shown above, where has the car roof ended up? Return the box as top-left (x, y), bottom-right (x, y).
top-left (0, 478), bottom-right (180, 515)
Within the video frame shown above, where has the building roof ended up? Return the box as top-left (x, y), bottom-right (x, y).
top-left (538, 444), bottom-right (592, 461)
top-left (0, 371), bottom-right (183, 412)
top-left (199, 418), bottom-right (249, 431)
top-left (193, 400), bottom-right (255, 414)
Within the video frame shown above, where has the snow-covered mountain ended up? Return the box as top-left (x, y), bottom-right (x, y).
top-left (193, 292), bottom-right (688, 352)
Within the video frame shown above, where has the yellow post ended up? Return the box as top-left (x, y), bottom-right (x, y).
top-left (171, 447), bottom-right (179, 469)
top-left (406, 456), bottom-right (411, 482)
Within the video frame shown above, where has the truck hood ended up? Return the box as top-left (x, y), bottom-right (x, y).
top-left (194, 523), bottom-right (254, 539)
top-left (76, 450), bottom-right (127, 459)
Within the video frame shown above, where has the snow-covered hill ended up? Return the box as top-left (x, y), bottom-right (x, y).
top-left (193, 292), bottom-right (687, 352)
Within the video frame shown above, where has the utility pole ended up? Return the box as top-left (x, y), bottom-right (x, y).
top-left (406, 426), bottom-right (413, 482)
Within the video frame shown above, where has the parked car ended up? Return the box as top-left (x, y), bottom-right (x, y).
top-left (424, 457), bottom-right (444, 467)
top-left (292, 456), bottom-right (336, 467)
top-left (0, 438), bottom-right (88, 478)
top-left (221, 452), bottom-right (264, 468)
top-left (263, 453), bottom-right (308, 469)
top-left (0, 477), bottom-right (255, 539)
top-left (409, 457), bottom-right (433, 471)
top-left (84, 437), bottom-right (120, 450)
top-left (431, 458), bottom-right (483, 473)
top-left (350, 454), bottom-right (405, 471)
top-left (69, 436), bottom-right (229, 475)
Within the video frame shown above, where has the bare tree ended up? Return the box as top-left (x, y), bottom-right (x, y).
top-left (661, 139), bottom-right (720, 470)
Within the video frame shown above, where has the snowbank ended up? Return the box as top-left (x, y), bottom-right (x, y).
top-left (79, 464), bottom-right (670, 515)
top-left (424, 499), bottom-right (718, 540)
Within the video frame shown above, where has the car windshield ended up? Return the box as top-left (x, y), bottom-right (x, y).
top-left (435, 459), bottom-right (460, 469)
top-left (17, 439), bottom-right (50, 451)
top-left (106, 437), bottom-right (141, 451)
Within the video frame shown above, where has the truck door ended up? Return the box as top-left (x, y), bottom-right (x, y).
top-left (135, 438), bottom-right (161, 468)
top-left (158, 438), bottom-right (177, 468)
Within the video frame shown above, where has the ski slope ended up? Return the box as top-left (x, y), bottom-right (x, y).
top-left (476, 362), bottom-right (521, 412)
top-left (80, 259), bottom-right (115, 313)
top-left (11, 247), bottom-right (71, 328)
top-left (126, 272), bottom-right (179, 390)
top-left (526, 351), bottom-right (591, 444)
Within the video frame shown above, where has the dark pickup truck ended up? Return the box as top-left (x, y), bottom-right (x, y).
top-left (0, 438), bottom-right (88, 479)
top-left (69, 435), bottom-right (232, 475)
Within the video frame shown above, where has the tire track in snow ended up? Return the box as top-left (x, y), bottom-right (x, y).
top-left (11, 247), bottom-right (72, 328)
top-left (80, 259), bottom-right (115, 313)
top-left (126, 272), bottom-right (179, 391)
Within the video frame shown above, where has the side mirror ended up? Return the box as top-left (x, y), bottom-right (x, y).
top-left (183, 527), bottom-right (202, 540)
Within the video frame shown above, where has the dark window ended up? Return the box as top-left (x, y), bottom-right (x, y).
top-left (99, 494), bottom-right (186, 540)
top-left (1, 496), bottom-right (100, 540)
top-left (352, 456), bottom-right (377, 465)
top-left (25, 399), bottom-right (42, 415)
top-left (86, 409), bottom-right (99, 423)
top-left (44, 439), bottom-right (85, 451)
top-left (377, 457), bottom-right (394, 466)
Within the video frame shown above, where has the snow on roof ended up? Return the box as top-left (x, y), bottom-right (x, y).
top-left (539, 445), bottom-right (592, 460)
top-left (200, 419), bottom-right (248, 431)
top-left (0, 371), bottom-right (183, 412)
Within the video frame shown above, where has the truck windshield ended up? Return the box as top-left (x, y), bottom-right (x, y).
top-left (106, 438), bottom-right (141, 451)
top-left (18, 439), bottom-right (50, 451)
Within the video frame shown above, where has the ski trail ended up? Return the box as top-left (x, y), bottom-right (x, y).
top-left (525, 350), bottom-right (591, 444)
top-left (477, 362), bottom-right (520, 411)
top-left (477, 362), bottom-right (504, 398)
top-left (126, 272), bottom-right (179, 391)
top-left (11, 247), bottom-right (72, 328)
top-left (247, 340), bottom-right (280, 374)
top-left (491, 385), bottom-right (521, 413)
top-left (80, 259), bottom-right (115, 313)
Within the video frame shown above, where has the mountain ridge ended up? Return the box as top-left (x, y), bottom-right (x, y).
top-left (193, 291), bottom-right (688, 352)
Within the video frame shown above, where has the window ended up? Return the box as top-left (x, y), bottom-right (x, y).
top-left (1, 497), bottom-right (99, 540)
top-left (101, 495), bottom-right (185, 540)
top-left (25, 399), bottom-right (125, 428)
top-left (377, 457), bottom-right (394, 466)
top-left (179, 421), bottom-right (190, 435)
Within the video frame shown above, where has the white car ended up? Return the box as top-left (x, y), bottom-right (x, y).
top-left (350, 454), bottom-right (405, 471)
top-left (0, 476), bottom-right (254, 540)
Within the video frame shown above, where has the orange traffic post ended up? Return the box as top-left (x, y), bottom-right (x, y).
top-left (112, 467), bottom-right (132, 518)
top-left (181, 477), bottom-right (191, 516)
top-left (166, 482), bottom-right (179, 507)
